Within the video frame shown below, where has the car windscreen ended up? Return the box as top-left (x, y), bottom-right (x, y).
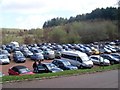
top-left (46, 64), bottom-right (57, 70)
top-left (80, 56), bottom-right (89, 62)
top-left (19, 68), bottom-right (30, 74)
top-left (0, 55), bottom-right (8, 59)
top-left (63, 61), bottom-right (71, 66)
top-left (37, 65), bottom-right (45, 69)
top-left (16, 53), bottom-right (24, 57)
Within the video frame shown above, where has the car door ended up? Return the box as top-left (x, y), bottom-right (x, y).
top-left (10, 67), bottom-right (19, 75)
top-left (58, 61), bottom-right (64, 69)
top-left (91, 57), bottom-right (99, 64)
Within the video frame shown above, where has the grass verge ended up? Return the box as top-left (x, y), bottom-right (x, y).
top-left (2, 64), bottom-right (120, 83)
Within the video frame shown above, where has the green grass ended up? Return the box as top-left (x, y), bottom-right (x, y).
top-left (2, 64), bottom-right (120, 83)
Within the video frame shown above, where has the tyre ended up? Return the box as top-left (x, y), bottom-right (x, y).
top-left (110, 61), bottom-right (114, 65)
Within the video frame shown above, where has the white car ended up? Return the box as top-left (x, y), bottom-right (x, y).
top-left (89, 55), bottom-right (110, 66)
top-left (0, 54), bottom-right (10, 64)
top-left (0, 72), bottom-right (5, 77)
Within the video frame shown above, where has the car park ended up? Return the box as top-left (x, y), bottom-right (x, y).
top-left (13, 51), bottom-right (26, 63)
top-left (0, 54), bottom-right (10, 65)
top-left (89, 55), bottom-right (110, 66)
top-left (8, 65), bottom-right (34, 75)
top-left (0, 41), bottom-right (120, 76)
top-left (52, 59), bottom-right (78, 70)
top-left (41, 63), bottom-right (63, 73)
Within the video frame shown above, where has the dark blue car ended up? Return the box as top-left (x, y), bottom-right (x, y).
top-left (52, 59), bottom-right (78, 70)
top-left (41, 63), bottom-right (63, 73)
top-left (13, 51), bottom-right (26, 63)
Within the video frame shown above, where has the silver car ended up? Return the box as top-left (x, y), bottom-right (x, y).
top-left (0, 54), bottom-right (10, 64)
top-left (89, 55), bottom-right (110, 66)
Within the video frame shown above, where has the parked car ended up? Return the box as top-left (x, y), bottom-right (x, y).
top-left (8, 65), bottom-right (34, 75)
top-left (110, 53), bottom-right (120, 61)
top-left (0, 50), bottom-right (10, 59)
top-left (22, 50), bottom-right (33, 58)
top-left (0, 72), bottom-right (5, 77)
top-left (54, 49), bottom-right (65, 59)
top-left (61, 51), bottom-right (93, 69)
top-left (33, 64), bottom-right (47, 73)
top-left (52, 59), bottom-right (78, 70)
top-left (0, 54), bottom-right (10, 65)
top-left (91, 48), bottom-right (100, 55)
top-left (89, 55), bottom-right (110, 66)
top-left (43, 49), bottom-right (55, 59)
top-left (41, 63), bottom-right (63, 73)
top-left (30, 53), bottom-right (44, 61)
top-left (100, 54), bottom-right (120, 65)
top-left (13, 51), bottom-right (26, 63)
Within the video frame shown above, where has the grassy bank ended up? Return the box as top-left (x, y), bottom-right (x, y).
top-left (2, 64), bottom-right (120, 83)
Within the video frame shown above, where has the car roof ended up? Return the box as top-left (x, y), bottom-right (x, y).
top-left (41, 62), bottom-right (53, 65)
top-left (12, 65), bottom-right (27, 69)
top-left (54, 59), bottom-right (69, 62)
top-left (90, 55), bottom-right (100, 58)
top-left (0, 54), bottom-right (7, 57)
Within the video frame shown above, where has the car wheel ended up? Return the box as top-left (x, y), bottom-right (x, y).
top-left (79, 65), bottom-right (83, 69)
top-left (110, 61), bottom-right (114, 65)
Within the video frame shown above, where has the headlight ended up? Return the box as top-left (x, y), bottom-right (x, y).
top-left (82, 63), bottom-right (87, 66)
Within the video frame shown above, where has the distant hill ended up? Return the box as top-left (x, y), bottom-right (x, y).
top-left (43, 7), bottom-right (118, 28)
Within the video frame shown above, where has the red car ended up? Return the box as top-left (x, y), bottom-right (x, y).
top-left (8, 65), bottom-right (34, 75)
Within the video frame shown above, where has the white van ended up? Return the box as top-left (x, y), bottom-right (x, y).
top-left (10, 41), bottom-right (19, 48)
top-left (61, 51), bottom-right (93, 68)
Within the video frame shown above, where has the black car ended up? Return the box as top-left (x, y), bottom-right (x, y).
top-left (100, 54), bottom-right (120, 65)
top-left (33, 64), bottom-right (47, 73)
top-left (52, 59), bottom-right (78, 70)
top-left (41, 63), bottom-right (63, 73)
top-left (110, 53), bottom-right (120, 62)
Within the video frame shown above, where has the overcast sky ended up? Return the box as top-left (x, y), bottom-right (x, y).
top-left (0, 0), bottom-right (118, 29)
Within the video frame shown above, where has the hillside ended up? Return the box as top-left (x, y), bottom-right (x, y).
top-left (43, 7), bottom-right (118, 28)
top-left (1, 7), bottom-right (119, 44)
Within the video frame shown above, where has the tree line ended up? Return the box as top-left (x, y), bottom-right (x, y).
top-left (43, 7), bottom-right (118, 28)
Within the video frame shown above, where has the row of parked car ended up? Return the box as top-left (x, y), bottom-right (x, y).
top-left (0, 41), bottom-right (120, 76)
top-left (7, 50), bottom-right (120, 75)
top-left (0, 41), bottom-right (120, 65)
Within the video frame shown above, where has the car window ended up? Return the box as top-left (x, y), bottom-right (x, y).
top-left (46, 64), bottom-right (57, 70)
top-left (37, 65), bottom-right (45, 69)
top-left (62, 61), bottom-right (71, 66)
top-left (77, 57), bottom-right (82, 63)
top-left (92, 57), bottom-right (98, 60)
top-left (0, 55), bottom-right (8, 59)
top-left (58, 62), bottom-right (64, 66)
top-left (19, 68), bottom-right (30, 74)
top-left (12, 67), bottom-right (19, 72)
